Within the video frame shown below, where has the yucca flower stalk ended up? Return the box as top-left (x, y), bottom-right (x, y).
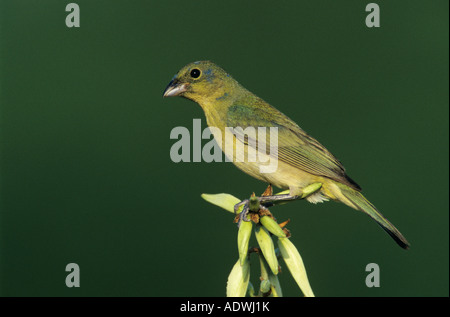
top-left (202, 184), bottom-right (319, 297)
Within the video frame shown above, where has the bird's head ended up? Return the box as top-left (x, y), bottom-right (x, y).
top-left (163, 61), bottom-right (238, 105)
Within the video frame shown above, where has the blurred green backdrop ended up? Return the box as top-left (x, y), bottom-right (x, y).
top-left (0, 0), bottom-right (448, 296)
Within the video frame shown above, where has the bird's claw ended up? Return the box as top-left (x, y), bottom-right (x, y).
top-left (234, 199), bottom-right (252, 227)
top-left (235, 195), bottom-right (269, 227)
top-left (234, 199), bottom-right (249, 214)
top-left (238, 204), bottom-right (251, 227)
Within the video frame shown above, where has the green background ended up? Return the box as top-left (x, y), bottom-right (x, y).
top-left (0, 0), bottom-right (448, 296)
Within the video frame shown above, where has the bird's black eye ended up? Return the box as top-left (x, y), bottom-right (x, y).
top-left (190, 68), bottom-right (201, 79)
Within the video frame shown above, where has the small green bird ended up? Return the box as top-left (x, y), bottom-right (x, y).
top-left (163, 61), bottom-right (409, 249)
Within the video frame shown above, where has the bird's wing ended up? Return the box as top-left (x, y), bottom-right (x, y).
top-left (226, 103), bottom-right (361, 191)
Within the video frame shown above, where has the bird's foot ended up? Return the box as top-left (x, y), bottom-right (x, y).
top-left (258, 182), bottom-right (323, 207)
top-left (234, 185), bottom-right (275, 227)
top-left (234, 199), bottom-right (250, 226)
top-left (233, 183), bottom-right (323, 227)
top-left (234, 195), bottom-right (262, 227)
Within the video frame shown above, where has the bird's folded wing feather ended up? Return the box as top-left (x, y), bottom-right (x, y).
top-left (226, 103), bottom-right (361, 191)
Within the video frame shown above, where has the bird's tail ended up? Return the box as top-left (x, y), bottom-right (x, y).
top-left (332, 183), bottom-right (410, 249)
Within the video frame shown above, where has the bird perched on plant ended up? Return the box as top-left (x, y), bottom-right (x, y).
top-left (163, 60), bottom-right (409, 249)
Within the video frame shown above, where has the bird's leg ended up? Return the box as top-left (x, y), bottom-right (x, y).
top-left (259, 182), bottom-right (323, 207)
top-left (234, 199), bottom-right (249, 215)
top-left (234, 183), bottom-right (322, 227)
top-left (259, 194), bottom-right (300, 207)
top-left (237, 203), bottom-right (250, 226)
top-left (235, 182), bottom-right (323, 212)
top-left (234, 195), bottom-right (260, 226)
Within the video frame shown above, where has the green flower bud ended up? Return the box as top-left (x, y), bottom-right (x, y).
top-left (300, 182), bottom-right (322, 199)
top-left (255, 225), bottom-right (278, 275)
top-left (226, 258), bottom-right (250, 297)
top-left (260, 216), bottom-right (286, 238)
top-left (260, 279), bottom-right (271, 295)
top-left (277, 237), bottom-right (314, 297)
top-left (238, 220), bottom-right (253, 266)
top-left (248, 196), bottom-right (260, 212)
top-left (258, 253), bottom-right (283, 297)
top-left (201, 193), bottom-right (242, 214)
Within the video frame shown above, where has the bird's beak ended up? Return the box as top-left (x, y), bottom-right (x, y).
top-left (163, 79), bottom-right (189, 97)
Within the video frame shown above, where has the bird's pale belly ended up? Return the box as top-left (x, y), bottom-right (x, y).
top-left (233, 159), bottom-right (318, 192)
top-left (210, 127), bottom-right (322, 194)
